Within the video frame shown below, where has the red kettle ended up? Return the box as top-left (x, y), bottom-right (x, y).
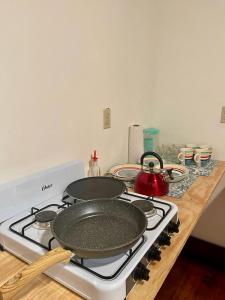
top-left (134, 151), bottom-right (170, 197)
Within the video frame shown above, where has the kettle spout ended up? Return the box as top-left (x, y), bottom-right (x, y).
top-left (166, 168), bottom-right (174, 181)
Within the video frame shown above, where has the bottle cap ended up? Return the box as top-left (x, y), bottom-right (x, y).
top-left (92, 150), bottom-right (98, 161)
top-left (143, 128), bottom-right (159, 135)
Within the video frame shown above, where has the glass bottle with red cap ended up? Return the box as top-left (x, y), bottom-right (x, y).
top-left (87, 150), bottom-right (101, 177)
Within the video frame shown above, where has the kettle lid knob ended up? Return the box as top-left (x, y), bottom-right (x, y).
top-left (149, 161), bottom-right (154, 169)
top-left (149, 161), bottom-right (155, 173)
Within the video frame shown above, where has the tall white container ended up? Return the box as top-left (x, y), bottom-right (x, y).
top-left (128, 125), bottom-right (144, 163)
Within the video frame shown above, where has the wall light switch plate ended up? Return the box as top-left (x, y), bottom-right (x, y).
top-left (221, 106), bottom-right (225, 123)
top-left (103, 108), bottom-right (111, 129)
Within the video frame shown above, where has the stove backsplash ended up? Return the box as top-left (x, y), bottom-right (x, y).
top-left (0, 160), bottom-right (85, 223)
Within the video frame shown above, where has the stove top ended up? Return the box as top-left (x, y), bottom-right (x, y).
top-left (0, 161), bottom-right (179, 300)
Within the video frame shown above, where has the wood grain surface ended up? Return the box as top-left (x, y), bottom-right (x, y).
top-left (0, 161), bottom-right (225, 300)
top-left (0, 247), bottom-right (71, 300)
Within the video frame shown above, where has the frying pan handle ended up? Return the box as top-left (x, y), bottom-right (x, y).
top-left (0, 247), bottom-right (72, 300)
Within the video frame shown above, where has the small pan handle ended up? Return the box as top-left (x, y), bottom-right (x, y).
top-left (0, 247), bottom-right (72, 300)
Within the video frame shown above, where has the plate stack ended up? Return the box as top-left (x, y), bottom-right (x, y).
top-left (108, 164), bottom-right (146, 182)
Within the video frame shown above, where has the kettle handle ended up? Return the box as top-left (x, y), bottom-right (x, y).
top-left (140, 151), bottom-right (164, 169)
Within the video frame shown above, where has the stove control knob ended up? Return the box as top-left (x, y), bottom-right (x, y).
top-left (146, 245), bottom-right (161, 261)
top-left (157, 232), bottom-right (171, 246)
top-left (167, 219), bottom-right (180, 233)
top-left (132, 263), bottom-right (150, 282)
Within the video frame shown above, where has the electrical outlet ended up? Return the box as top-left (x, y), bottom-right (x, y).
top-left (103, 108), bottom-right (111, 129)
top-left (221, 106), bottom-right (225, 123)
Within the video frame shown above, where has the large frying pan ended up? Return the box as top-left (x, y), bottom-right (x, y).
top-left (0, 199), bottom-right (147, 299)
top-left (65, 176), bottom-right (126, 201)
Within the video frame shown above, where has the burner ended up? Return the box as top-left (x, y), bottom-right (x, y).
top-left (33, 210), bottom-right (57, 230)
top-left (35, 210), bottom-right (57, 223)
top-left (132, 200), bottom-right (157, 218)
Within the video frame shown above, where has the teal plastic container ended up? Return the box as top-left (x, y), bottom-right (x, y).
top-left (143, 128), bottom-right (159, 152)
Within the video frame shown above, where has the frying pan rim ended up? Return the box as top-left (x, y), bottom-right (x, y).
top-left (65, 176), bottom-right (127, 200)
top-left (50, 199), bottom-right (147, 254)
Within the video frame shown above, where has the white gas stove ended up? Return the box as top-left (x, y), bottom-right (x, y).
top-left (0, 161), bottom-right (179, 300)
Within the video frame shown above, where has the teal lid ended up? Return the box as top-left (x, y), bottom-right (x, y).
top-left (143, 128), bottom-right (159, 135)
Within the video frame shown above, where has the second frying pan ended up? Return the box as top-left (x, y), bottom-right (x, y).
top-left (65, 176), bottom-right (126, 201)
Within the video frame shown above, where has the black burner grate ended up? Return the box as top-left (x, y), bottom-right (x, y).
top-left (9, 194), bottom-right (147, 280)
top-left (118, 192), bottom-right (172, 231)
top-left (9, 202), bottom-right (68, 250)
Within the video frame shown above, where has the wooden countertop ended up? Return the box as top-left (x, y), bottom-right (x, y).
top-left (1, 161), bottom-right (225, 300)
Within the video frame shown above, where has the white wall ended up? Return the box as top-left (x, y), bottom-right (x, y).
top-left (0, 0), bottom-right (155, 181)
top-left (151, 0), bottom-right (225, 158)
top-left (151, 0), bottom-right (225, 247)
